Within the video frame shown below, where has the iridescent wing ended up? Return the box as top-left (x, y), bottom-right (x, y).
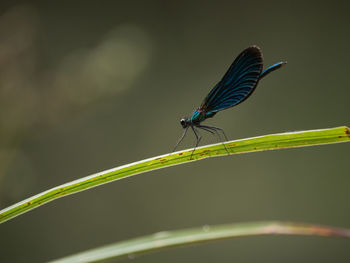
top-left (201, 46), bottom-right (263, 112)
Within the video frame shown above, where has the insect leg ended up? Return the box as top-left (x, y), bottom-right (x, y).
top-left (197, 125), bottom-right (230, 155)
top-left (196, 126), bottom-right (215, 135)
top-left (196, 126), bottom-right (216, 144)
top-left (173, 127), bottom-right (189, 152)
top-left (211, 126), bottom-right (229, 142)
top-left (190, 126), bottom-right (202, 159)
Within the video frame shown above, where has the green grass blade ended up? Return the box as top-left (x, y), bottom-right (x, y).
top-left (49, 221), bottom-right (350, 263)
top-left (0, 126), bottom-right (349, 224)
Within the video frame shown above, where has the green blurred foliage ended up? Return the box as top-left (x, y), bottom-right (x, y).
top-left (0, 1), bottom-right (349, 262)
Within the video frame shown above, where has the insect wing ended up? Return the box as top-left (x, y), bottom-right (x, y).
top-left (201, 46), bottom-right (263, 112)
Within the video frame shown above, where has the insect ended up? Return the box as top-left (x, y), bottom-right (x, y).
top-left (173, 46), bottom-right (286, 157)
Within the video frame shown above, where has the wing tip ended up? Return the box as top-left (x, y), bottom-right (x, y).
top-left (245, 45), bottom-right (262, 54)
top-left (244, 45), bottom-right (263, 64)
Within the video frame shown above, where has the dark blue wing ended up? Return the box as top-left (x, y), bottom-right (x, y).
top-left (201, 46), bottom-right (263, 112)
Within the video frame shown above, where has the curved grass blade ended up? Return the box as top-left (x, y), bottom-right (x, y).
top-left (0, 126), bottom-right (349, 224)
top-left (49, 221), bottom-right (350, 263)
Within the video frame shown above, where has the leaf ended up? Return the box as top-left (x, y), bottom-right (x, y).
top-left (0, 126), bottom-right (349, 224)
top-left (48, 221), bottom-right (350, 263)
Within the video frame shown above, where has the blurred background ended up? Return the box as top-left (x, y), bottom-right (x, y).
top-left (0, 1), bottom-right (349, 262)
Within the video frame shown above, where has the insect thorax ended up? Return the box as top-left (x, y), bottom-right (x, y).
top-left (190, 109), bottom-right (212, 124)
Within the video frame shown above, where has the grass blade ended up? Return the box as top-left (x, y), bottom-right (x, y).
top-left (49, 221), bottom-right (350, 263)
top-left (0, 126), bottom-right (349, 224)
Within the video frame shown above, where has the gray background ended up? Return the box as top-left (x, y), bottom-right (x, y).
top-left (0, 1), bottom-right (349, 262)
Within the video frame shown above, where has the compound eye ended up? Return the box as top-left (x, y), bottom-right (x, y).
top-left (180, 119), bottom-right (185, 125)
